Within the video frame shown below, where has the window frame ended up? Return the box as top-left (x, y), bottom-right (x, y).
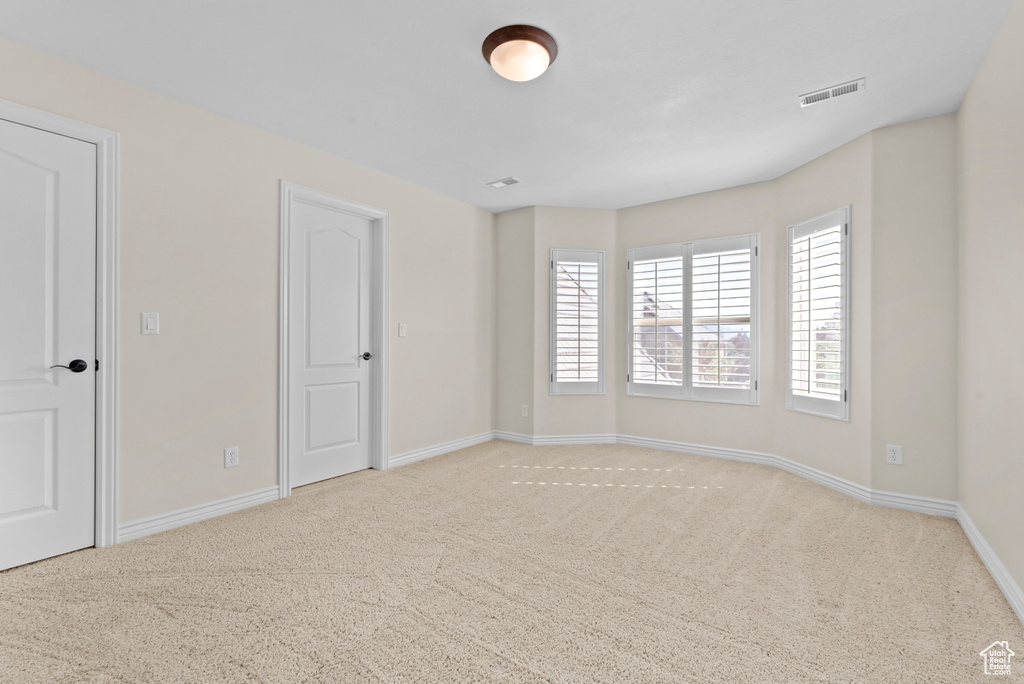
top-left (786, 206), bottom-right (851, 421)
top-left (549, 248), bottom-right (606, 396)
top-left (626, 233), bottom-right (759, 406)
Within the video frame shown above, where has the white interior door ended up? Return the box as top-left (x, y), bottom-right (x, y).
top-left (288, 196), bottom-right (373, 487)
top-left (0, 117), bottom-right (96, 571)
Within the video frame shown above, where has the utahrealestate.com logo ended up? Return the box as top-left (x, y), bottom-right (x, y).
top-left (980, 641), bottom-right (1015, 676)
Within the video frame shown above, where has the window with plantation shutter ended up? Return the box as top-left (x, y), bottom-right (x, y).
top-left (550, 249), bottom-right (604, 395)
top-left (691, 235), bottom-right (757, 403)
top-left (787, 206), bottom-right (850, 420)
top-left (631, 248), bottom-right (685, 394)
top-left (627, 234), bottom-right (759, 405)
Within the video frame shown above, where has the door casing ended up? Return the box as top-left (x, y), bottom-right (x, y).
top-left (0, 98), bottom-right (119, 547)
top-left (278, 181), bottom-right (389, 498)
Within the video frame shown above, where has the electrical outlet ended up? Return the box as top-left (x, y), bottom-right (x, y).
top-left (224, 446), bottom-right (239, 468)
top-left (886, 444), bottom-right (903, 465)
top-left (521, 405), bottom-right (529, 417)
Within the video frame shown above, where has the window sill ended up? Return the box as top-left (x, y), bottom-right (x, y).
top-left (627, 386), bottom-right (759, 407)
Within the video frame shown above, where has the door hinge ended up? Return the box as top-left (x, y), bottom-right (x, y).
top-left (95, 358), bottom-right (99, 371)
top-left (754, 246), bottom-right (758, 257)
top-left (551, 260), bottom-right (554, 269)
top-left (550, 373), bottom-right (554, 382)
top-left (754, 380), bottom-right (758, 390)
top-left (845, 223), bottom-right (849, 235)
top-left (627, 261), bottom-right (631, 270)
top-left (627, 373), bottom-right (631, 382)
top-left (844, 389), bottom-right (848, 401)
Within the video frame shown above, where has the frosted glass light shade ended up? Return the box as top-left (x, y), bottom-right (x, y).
top-left (489, 39), bottom-right (551, 82)
top-left (482, 25), bottom-right (558, 83)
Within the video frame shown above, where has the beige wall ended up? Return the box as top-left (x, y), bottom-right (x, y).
top-left (616, 182), bottom-right (779, 452)
top-left (511, 122), bottom-right (959, 501)
top-left (614, 136), bottom-right (877, 486)
top-left (773, 134), bottom-right (875, 486)
top-left (871, 116), bottom-right (958, 499)
top-left (494, 206), bottom-right (619, 436)
top-left (958, 0), bottom-right (1024, 592)
top-left (4, 11), bottom-right (1014, 582)
top-left (0, 38), bottom-right (495, 522)
top-left (495, 208), bottom-right (535, 434)
top-left (533, 207), bottom-right (618, 436)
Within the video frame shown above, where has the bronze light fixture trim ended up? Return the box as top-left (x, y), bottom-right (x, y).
top-left (482, 25), bottom-right (558, 82)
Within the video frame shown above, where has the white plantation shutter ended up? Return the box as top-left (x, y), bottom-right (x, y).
top-left (691, 235), bottom-right (758, 403)
top-left (550, 249), bottom-right (604, 394)
top-left (631, 247), bottom-right (685, 397)
top-left (787, 207), bottom-right (850, 420)
top-left (555, 262), bottom-right (599, 381)
top-left (628, 235), bottom-right (758, 404)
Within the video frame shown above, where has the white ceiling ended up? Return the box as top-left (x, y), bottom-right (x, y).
top-left (0, 1), bottom-right (1013, 212)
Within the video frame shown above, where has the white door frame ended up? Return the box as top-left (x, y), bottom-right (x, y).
top-left (0, 98), bottom-right (119, 547)
top-left (278, 181), bottom-right (389, 497)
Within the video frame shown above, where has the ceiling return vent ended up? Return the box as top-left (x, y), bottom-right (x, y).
top-left (486, 176), bottom-right (520, 188)
top-left (799, 78), bottom-right (866, 107)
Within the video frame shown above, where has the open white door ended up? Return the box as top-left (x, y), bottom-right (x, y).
top-left (0, 117), bottom-right (97, 570)
top-left (285, 187), bottom-right (380, 488)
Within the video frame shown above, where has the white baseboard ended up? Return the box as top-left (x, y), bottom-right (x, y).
top-left (534, 433), bottom-right (618, 445)
top-left (617, 433), bottom-right (777, 467)
top-left (493, 430), bottom-right (532, 444)
top-left (388, 431), bottom-right (496, 468)
top-left (117, 431), bottom-right (496, 543)
top-left (957, 504), bottom-right (1024, 627)
top-left (772, 451), bottom-right (873, 505)
top-left (869, 488), bottom-right (958, 517)
top-left (110, 430), bottom-right (1020, 629)
top-left (494, 431), bottom-right (618, 446)
top-left (495, 432), bottom-right (958, 518)
top-left (496, 432), bottom-right (1022, 620)
top-left (118, 486), bottom-right (280, 543)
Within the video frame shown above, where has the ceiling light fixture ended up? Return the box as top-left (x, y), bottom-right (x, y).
top-left (482, 25), bottom-right (557, 82)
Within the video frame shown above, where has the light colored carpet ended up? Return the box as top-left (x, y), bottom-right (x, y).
top-left (1, 441), bottom-right (1021, 683)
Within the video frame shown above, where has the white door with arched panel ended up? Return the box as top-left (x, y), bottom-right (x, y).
top-left (287, 192), bottom-right (374, 487)
top-left (0, 117), bottom-right (97, 571)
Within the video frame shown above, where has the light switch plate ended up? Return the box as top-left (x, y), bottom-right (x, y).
top-left (399, 323), bottom-right (408, 337)
top-left (141, 312), bottom-right (159, 335)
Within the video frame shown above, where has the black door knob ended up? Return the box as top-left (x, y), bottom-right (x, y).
top-left (50, 359), bottom-right (88, 373)
top-left (361, 352), bottom-right (373, 361)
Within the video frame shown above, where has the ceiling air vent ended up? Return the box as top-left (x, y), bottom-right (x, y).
top-left (799, 78), bottom-right (866, 108)
top-left (486, 176), bottom-right (520, 188)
